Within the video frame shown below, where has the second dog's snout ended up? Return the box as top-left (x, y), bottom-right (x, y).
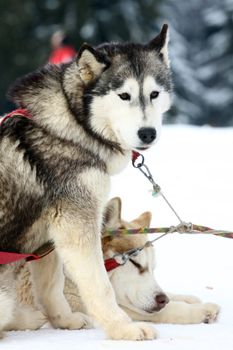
top-left (155, 293), bottom-right (169, 310)
top-left (138, 128), bottom-right (156, 144)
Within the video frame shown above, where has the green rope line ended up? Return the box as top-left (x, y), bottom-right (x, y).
top-left (103, 224), bottom-right (233, 239)
top-left (191, 225), bottom-right (233, 239)
top-left (103, 227), bottom-right (170, 237)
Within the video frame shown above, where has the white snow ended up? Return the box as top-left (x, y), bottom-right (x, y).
top-left (2, 125), bottom-right (233, 349)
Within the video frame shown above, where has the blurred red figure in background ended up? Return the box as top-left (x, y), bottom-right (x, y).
top-left (48, 30), bottom-right (76, 64)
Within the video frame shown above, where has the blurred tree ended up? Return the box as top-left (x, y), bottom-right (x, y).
top-left (160, 0), bottom-right (205, 125)
top-left (161, 0), bottom-right (233, 126)
top-left (0, 0), bottom-right (161, 114)
top-left (197, 0), bottom-right (233, 126)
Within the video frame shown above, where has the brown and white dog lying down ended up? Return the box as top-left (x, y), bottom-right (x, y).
top-left (11, 197), bottom-right (219, 332)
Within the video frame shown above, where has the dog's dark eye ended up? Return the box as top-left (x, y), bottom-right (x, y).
top-left (129, 259), bottom-right (148, 274)
top-left (118, 93), bottom-right (131, 101)
top-left (150, 91), bottom-right (159, 99)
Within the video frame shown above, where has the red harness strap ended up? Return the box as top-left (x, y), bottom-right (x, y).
top-left (0, 250), bottom-right (121, 269)
top-left (0, 252), bottom-right (44, 264)
top-left (104, 258), bottom-right (121, 272)
top-left (0, 243), bottom-right (56, 265)
top-left (0, 108), bottom-right (32, 125)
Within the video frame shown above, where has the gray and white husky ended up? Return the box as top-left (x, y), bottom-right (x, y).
top-left (0, 24), bottom-right (172, 340)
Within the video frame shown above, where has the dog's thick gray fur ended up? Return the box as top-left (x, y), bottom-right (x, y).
top-left (0, 24), bottom-right (172, 340)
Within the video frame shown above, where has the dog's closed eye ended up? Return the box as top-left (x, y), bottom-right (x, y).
top-left (129, 259), bottom-right (148, 274)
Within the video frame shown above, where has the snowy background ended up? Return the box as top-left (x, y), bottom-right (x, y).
top-left (2, 125), bottom-right (233, 349)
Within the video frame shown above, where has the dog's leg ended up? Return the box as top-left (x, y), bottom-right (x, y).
top-left (122, 301), bottom-right (220, 324)
top-left (63, 278), bottom-right (87, 313)
top-left (0, 273), bottom-right (15, 337)
top-left (52, 217), bottom-right (158, 340)
top-left (167, 292), bottom-right (202, 304)
top-left (29, 252), bottom-right (92, 329)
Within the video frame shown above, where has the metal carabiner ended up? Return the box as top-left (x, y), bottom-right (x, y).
top-left (113, 247), bottom-right (143, 265)
top-left (132, 151), bottom-right (145, 168)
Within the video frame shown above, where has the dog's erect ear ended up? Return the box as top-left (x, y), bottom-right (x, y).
top-left (147, 24), bottom-right (170, 67)
top-left (133, 211), bottom-right (152, 228)
top-left (103, 197), bottom-right (122, 229)
top-left (77, 44), bottom-right (110, 84)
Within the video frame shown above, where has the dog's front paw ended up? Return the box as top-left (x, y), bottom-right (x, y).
top-left (5, 308), bottom-right (47, 331)
top-left (50, 312), bottom-right (93, 330)
top-left (25, 310), bottom-right (47, 330)
top-left (107, 322), bottom-right (158, 341)
top-left (202, 303), bottom-right (220, 324)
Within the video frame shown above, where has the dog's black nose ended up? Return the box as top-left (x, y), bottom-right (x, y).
top-left (138, 128), bottom-right (156, 144)
top-left (155, 293), bottom-right (169, 311)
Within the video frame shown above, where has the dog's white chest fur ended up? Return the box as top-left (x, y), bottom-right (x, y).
top-left (106, 151), bottom-right (132, 176)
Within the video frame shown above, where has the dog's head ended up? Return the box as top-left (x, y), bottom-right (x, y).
top-left (102, 197), bottom-right (169, 314)
top-left (8, 25), bottom-right (171, 153)
top-left (76, 24), bottom-right (172, 151)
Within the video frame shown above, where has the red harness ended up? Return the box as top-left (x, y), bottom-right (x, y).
top-left (0, 110), bottom-right (139, 271)
top-left (0, 250), bottom-right (54, 265)
top-left (0, 249), bottom-right (120, 271)
top-left (0, 108), bottom-right (32, 124)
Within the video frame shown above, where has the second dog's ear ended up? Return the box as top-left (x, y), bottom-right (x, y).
top-left (77, 44), bottom-right (110, 84)
top-left (147, 24), bottom-right (170, 67)
top-left (103, 197), bottom-right (122, 229)
top-left (133, 211), bottom-right (152, 228)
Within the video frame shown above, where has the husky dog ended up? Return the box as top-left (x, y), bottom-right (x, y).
top-left (102, 199), bottom-right (220, 325)
top-left (0, 25), bottom-right (172, 340)
top-left (16, 198), bottom-right (220, 330)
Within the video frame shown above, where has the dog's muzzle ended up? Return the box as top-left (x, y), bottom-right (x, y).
top-left (138, 128), bottom-right (156, 145)
top-left (145, 293), bottom-right (169, 313)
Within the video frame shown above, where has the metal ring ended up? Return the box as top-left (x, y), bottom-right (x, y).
top-left (132, 153), bottom-right (145, 168)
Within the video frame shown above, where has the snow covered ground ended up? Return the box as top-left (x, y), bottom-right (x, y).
top-left (2, 125), bottom-right (233, 350)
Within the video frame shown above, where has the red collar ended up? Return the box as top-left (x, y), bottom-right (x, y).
top-left (104, 258), bottom-right (121, 272)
